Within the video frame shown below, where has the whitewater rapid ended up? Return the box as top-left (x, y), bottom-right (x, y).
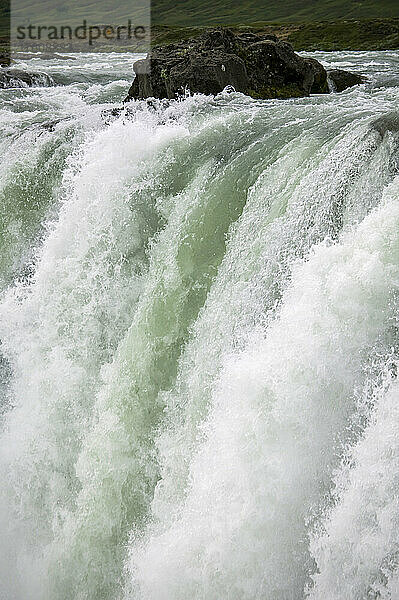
top-left (0, 50), bottom-right (399, 600)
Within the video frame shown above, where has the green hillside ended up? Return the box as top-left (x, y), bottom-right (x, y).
top-left (2, 1), bottom-right (399, 53)
top-left (6, 1), bottom-right (149, 29)
top-left (4, 0), bottom-right (399, 30)
top-left (151, 0), bottom-right (399, 26)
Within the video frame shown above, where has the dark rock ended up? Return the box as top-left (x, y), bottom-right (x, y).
top-left (40, 119), bottom-right (62, 132)
top-left (102, 97), bottom-right (172, 123)
top-left (0, 53), bottom-right (10, 67)
top-left (304, 57), bottom-right (329, 94)
top-left (125, 28), bottom-right (330, 102)
top-left (327, 69), bottom-right (365, 93)
top-left (0, 68), bottom-right (54, 88)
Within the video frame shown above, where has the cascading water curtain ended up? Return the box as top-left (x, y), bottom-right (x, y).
top-left (0, 50), bottom-right (399, 600)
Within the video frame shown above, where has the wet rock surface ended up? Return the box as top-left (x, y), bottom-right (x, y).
top-left (0, 69), bottom-right (54, 88)
top-left (327, 68), bottom-right (366, 92)
top-left (125, 28), bottom-right (330, 101)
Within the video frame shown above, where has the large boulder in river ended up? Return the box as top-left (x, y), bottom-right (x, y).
top-left (0, 69), bottom-right (54, 88)
top-left (125, 28), bottom-right (330, 101)
top-left (327, 69), bottom-right (365, 92)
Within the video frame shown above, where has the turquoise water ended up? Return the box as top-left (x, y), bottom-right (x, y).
top-left (0, 51), bottom-right (399, 600)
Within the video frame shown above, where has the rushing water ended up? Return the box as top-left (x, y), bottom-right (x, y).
top-left (0, 49), bottom-right (398, 600)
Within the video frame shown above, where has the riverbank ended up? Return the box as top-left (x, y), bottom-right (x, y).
top-left (151, 18), bottom-right (399, 51)
top-left (1, 17), bottom-right (398, 61)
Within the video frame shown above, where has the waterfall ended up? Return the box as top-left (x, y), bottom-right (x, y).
top-left (0, 50), bottom-right (398, 600)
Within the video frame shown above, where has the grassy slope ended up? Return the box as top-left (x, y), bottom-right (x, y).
top-left (4, 0), bottom-right (399, 29)
top-left (150, 0), bottom-right (399, 51)
top-left (2, 1), bottom-right (399, 51)
top-left (5, 0), bottom-right (148, 27)
top-left (151, 19), bottom-right (399, 51)
top-left (286, 18), bottom-right (399, 50)
top-left (151, 0), bottom-right (399, 25)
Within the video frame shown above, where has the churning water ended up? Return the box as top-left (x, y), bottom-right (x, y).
top-left (0, 50), bottom-right (399, 600)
